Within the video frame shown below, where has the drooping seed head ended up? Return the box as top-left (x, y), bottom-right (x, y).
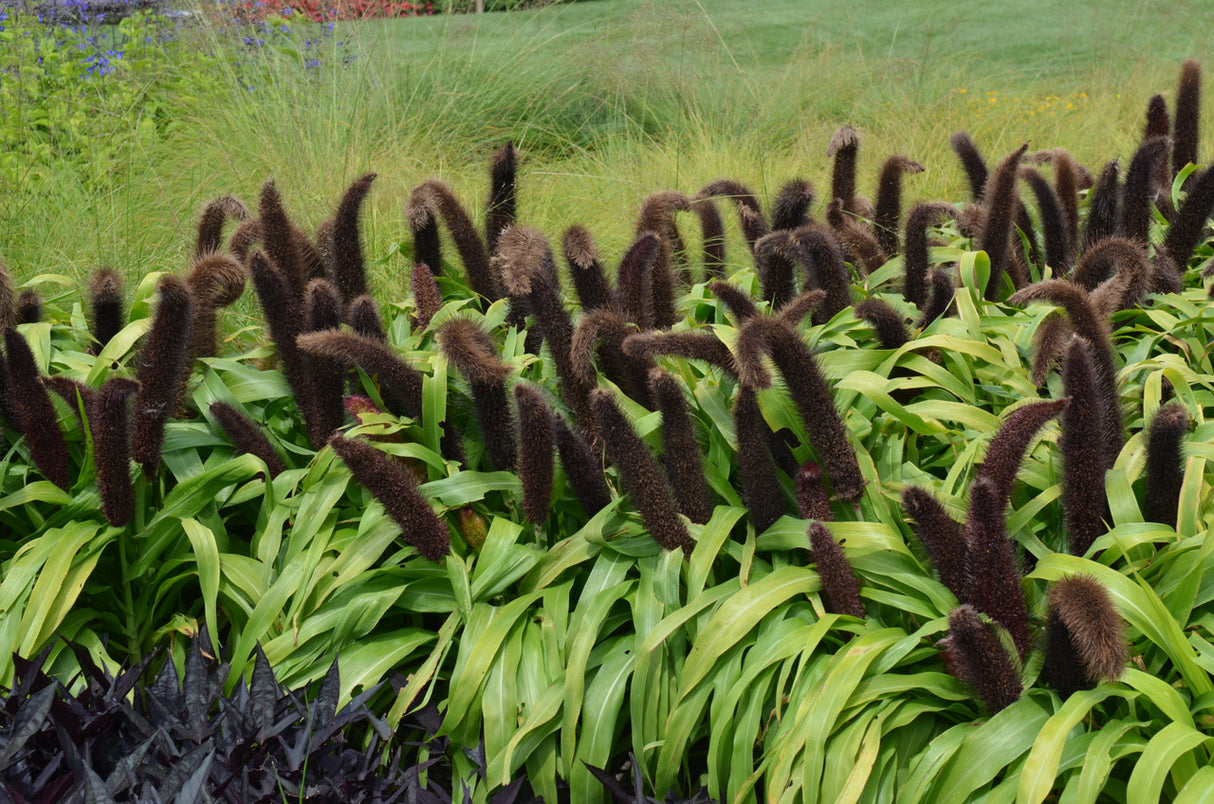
top-left (944, 604), bottom-right (1023, 713)
top-left (808, 521), bottom-right (865, 618)
top-left (210, 401), bottom-right (285, 479)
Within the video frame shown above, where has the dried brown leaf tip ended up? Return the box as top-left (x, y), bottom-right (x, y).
top-left (514, 384), bottom-right (554, 525)
top-left (943, 605), bottom-right (1022, 714)
top-left (90, 378), bottom-right (140, 525)
top-left (210, 401), bottom-right (285, 479)
top-left (4, 327), bottom-right (71, 489)
top-left (590, 388), bottom-right (693, 554)
top-left (131, 276), bottom-right (194, 475)
top-left (1143, 402), bottom-right (1189, 527)
top-left (330, 434), bottom-right (449, 562)
top-left (808, 521), bottom-right (865, 618)
top-left (1041, 576), bottom-right (1127, 699)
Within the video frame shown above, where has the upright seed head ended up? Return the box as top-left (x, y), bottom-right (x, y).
top-left (901, 486), bottom-right (967, 600)
top-left (732, 385), bottom-right (787, 533)
top-left (1172, 60), bottom-right (1201, 182)
top-left (131, 277), bottom-right (194, 474)
top-left (411, 262), bottom-right (442, 332)
top-left (4, 327), bottom-right (71, 489)
top-left (16, 290), bottom-right (41, 324)
top-left (808, 521), bottom-right (865, 618)
top-left (438, 318), bottom-right (516, 471)
top-left (854, 298), bottom-right (911, 350)
top-left (410, 181), bottom-right (496, 302)
top-left (827, 125), bottom-right (861, 212)
top-left (615, 233), bottom-right (661, 330)
top-left (649, 368), bottom-right (712, 525)
top-left (90, 378), bottom-right (140, 526)
top-left (790, 225), bottom-right (853, 323)
top-left (332, 173), bottom-right (376, 305)
top-left (771, 179), bottom-right (815, 232)
top-left (796, 462), bottom-right (832, 522)
top-left (562, 225), bottom-right (614, 313)
top-left (922, 267), bottom-right (955, 326)
top-left (486, 141), bottom-right (518, 258)
top-left (195, 195), bottom-right (249, 258)
top-left (330, 435), bottom-right (449, 562)
top-left (259, 180), bottom-right (305, 299)
top-left (964, 477), bottom-right (1030, 657)
top-left (1081, 160), bottom-right (1121, 252)
top-left (944, 605), bottom-right (1023, 713)
top-left (0, 262), bottom-right (16, 332)
top-left (1143, 402), bottom-right (1189, 527)
top-left (514, 383), bottom-right (555, 525)
top-left (873, 155), bottom-right (924, 256)
top-left (347, 294), bottom-right (386, 341)
top-left (978, 142), bottom-right (1029, 300)
top-left (88, 269), bottom-right (125, 356)
top-left (1059, 337), bottom-right (1109, 556)
top-left (552, 413), bottom-right (612, 516)
top-left (1163, 167), bottom-right (1214, 271)
top-left (1020, 167), bottom-right (1071, 273)
top-left (976, 398), bottom-right (1069, 510)
top-left (949, 131), bottom-right (989, 201)
top-left (753, 230), bottom-right (799, 308)
top-left (903, 202), bottom-right (958, 309)
top-left (1118, 137), bottom-right (1169, 245)
top-left (692, 196), bottom-right (727, 278)
top-left (696, 179), bottom-right (769, 251)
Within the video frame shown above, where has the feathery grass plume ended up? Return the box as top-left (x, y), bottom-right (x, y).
top-left (186, 254), bottom-right (246, 358)
top-left (944, 605), bottom-right (1023, 713)
top-left (486, 141), bottom-right (517, 258)
top-left (696, 179), bottom-right (769, 251)
top-left (1020, 167), bottom-right (1071, 273)
top-left (1041, 576), bottom-right (1127, 698)
top-left (771, 179), bottom-right (815, 232)
top-left (732, 385), bottom-right (787, 532)
top-left (493, 226), bottom-right (592, 429)
top-left (738, 317), bottom-right (865, 501)
top-left (1172, 60), bottom-right (1201, 183)
top-left (827, 125), bottom-right (861, 212)
top-left (1143, 402), bottom-right (1189, 526)
top-left (513, 383), bottom-right (554, 525)
top-left (873, 155), bottom-right (924, 256)
top-left (195, 195), bottom-right (249, 258)
top-left (620, 330), bottom-right (737, 377)
top-left (922, 266), bottom-right (955, 325)
top-left (950, 131), bottom-right (989, 201)
top-left (790, 225), bottom-right (853, 323)
top-left (796, 462), bottom-right (832, 521)
top-left (976, 399), bottom-right (1069, 508)
top-left (89, 378), bottom-right (139, 525)
top-left (552, 413), bottom-right (611, 515)
top-left (1030, 311), bottom-right (1070, 386)
top-left (614, 232), bottom-right (661, 330)
top-left (1060, 337), bottom-right (1109, 556)
top-left (563, 225), bottom-right (614, 313)
top-left (438, 318), bottom-right (515, 471)
top-left (1050, 149), bottom-right (1082, 246)
top-left (903, 202), bottom-right (958, 308)
top-left (901, 486), bottom-right (966, 599)
top-left (1118, 137), bottom-right (1169, 244)
top-left (808, 521), bottom-right (865, 617)
top-left (329, 435), bottom-right (449, 562)
top-left (347, 294), bottom-right (385, 341)
top-left (1008, 281), bottom-right (1121, 466)
top-left (827, 202), bottom-right (888, 276)
top-left (131, 277), bottom-right (194, 474)
top-left (648, 368), bottom-right (712, 524)
top-left (964, 477), bottom-right (1030, 656)
top-left (0, 262), bottom-right (15, 332)
top-left (4, 328), bottom-right (70, 488)
top-left (259, 180), bottom-right (306, 299)
top-left (332, 173), bottom-right (376, 306)
top-left (302, 281), bottom-right (346, 447)
top-left (1081, 160), bottom-right (1121, 252)
top-left (776, 289), bottom-right (827, 329)
top-left (636, 191), bottom-right (691, 329)
top-left (296, 330), bottom-right (423, 419)
top-left (854, 298), bottom-right (910, 349)
top-left (43, 376), bottom-right (93, 420)
top-left (16, 290), bottom-right (41, 324)
top-left (691, 196), bottom-right (727, 278)
top-left (210, 401), bottom-right (285, 479)
top-left (590, 388), bottom-right (693, 553)
top-left (571, 309), bottom-right (652, 406)
top-left (87, 269), bottom-right (124, 355)
top-left (753, 230), bottom-right (798, 308)
top-left (978, 142), bottom-right (1029, 300)
top-left (1163, 167), bottom-right (1214, 270)
top-left (315, 216), bottom-right (336, 276)
top-left (408, 181), bottom-right (496, 302)
top-left (411, 262), bottom-right (442, 332)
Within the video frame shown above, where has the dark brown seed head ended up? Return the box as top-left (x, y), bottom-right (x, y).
top-left (945, 604), bottom-right (1023, 713)
top-left (347, 294), bottom-right (385, 341)
top-left (90, 377), bottom-right (140, 525)
top-left (753, 230), bottom-right (799, 308)
top-left (1118, 137), bottom-right (1169, 244)
top-left (486, 141), bottom-right (517, 258)
top-left (16, 290), bottom-right (41, 324)
top-left (710, 279), bottom-right (760, 323)
top-left (796, 462), bottom-right (832, 522)
top-left (620, 330), bottom-right (737, 377)
top-left (1163, 167), bottom-right (1214, 270)
top-left (259, 180), bottom-right (305, 299)
top-left (808, 521), bottom-right (865, 618)
top-left (1081, 160), bottom-right (1121, 252)
top-left (438, 318), bottom-right (511, 385)
top-left (1030, 311), bottom-right (1070, 386)
top-left (0, 262), bottom-right (16, 331)
top-left (903, 202), bottom-right (958, 308)
top-left (922, 267), bottom-right (955, 326)
top-left (790, 225), bottom-right (853, 322)
top-left (514, 383), bottom-right (554, 525)
top-left (696, 179), bottom-right (769, 250)
top-left (195, 196), bottom-right (250, 258)
top-left (552, 413), bottom-right (611, 515)
top-left (827, 125), bottom-right (861, 213)
top-left (297, 330), bottom-right (423, 420)
top-left (976, 398), bottom-right (1069, 509)
top-left (563, 225), bottom-right (614, 313)
top-left (187, 254), bottom-right (247, 358)
top-left (949, 132), bottom-right (989, 201)
top-left (964, 477), bottom-right (1030, 657)
top-left (978, 142), bottom-right (1029, 300)
top-left (590, 388), bottom-right (693, 554)
top-left (1072, 236), bottom-right (1152, 315)
top-left (1172, 60), bottom-right (1201, 181)
top-left (732, 385), bottom-right (787, 533)
top-left (1143, 402), bottom-right (1189, 527)
top-left (615, 233), bottom-right (661, 330)
top-left (227, 218), bottom-right (262, 266)
top-left (873, 155), bottom-right (924, 256)
top-left (692, 196), bottom-right (727, 278)
top-left (131, 277), bottom-right (194, 474)
top-left (775, 289), bottom-right (827, 329)
top-left (571, 309), bottom-right (651, 405)
top-left (901, 486), bottom-right (966, 600)
top-left (88, 269), bottom-right (124, 355)
top-left (411, 262), bottom-right (442, 332)
top-left (1143, 94), bottom-right (1171, 140)
top-left (649, 368), bottom-right (712, 525)
top-left (1020, 167), bottom-right (1071, 273)
top-left (771, 179), bottom-right (815, 232)
top-left (854, 298), bottom-right (910, 350)
top-left (1060, 337), bottom-right (1110, 556)
top-left (410, 181), bottom-right (496, 302)
top-left (5, 327), bottom-right (71, 488)
top-left (332, 173), bottom-right (376, 305)
top-left (329, 435), bottom-right (449, 562)
top-left (1046, 575), bottom-right (1127, 683)
top-left (210, 401), bottom-right (285, 479)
